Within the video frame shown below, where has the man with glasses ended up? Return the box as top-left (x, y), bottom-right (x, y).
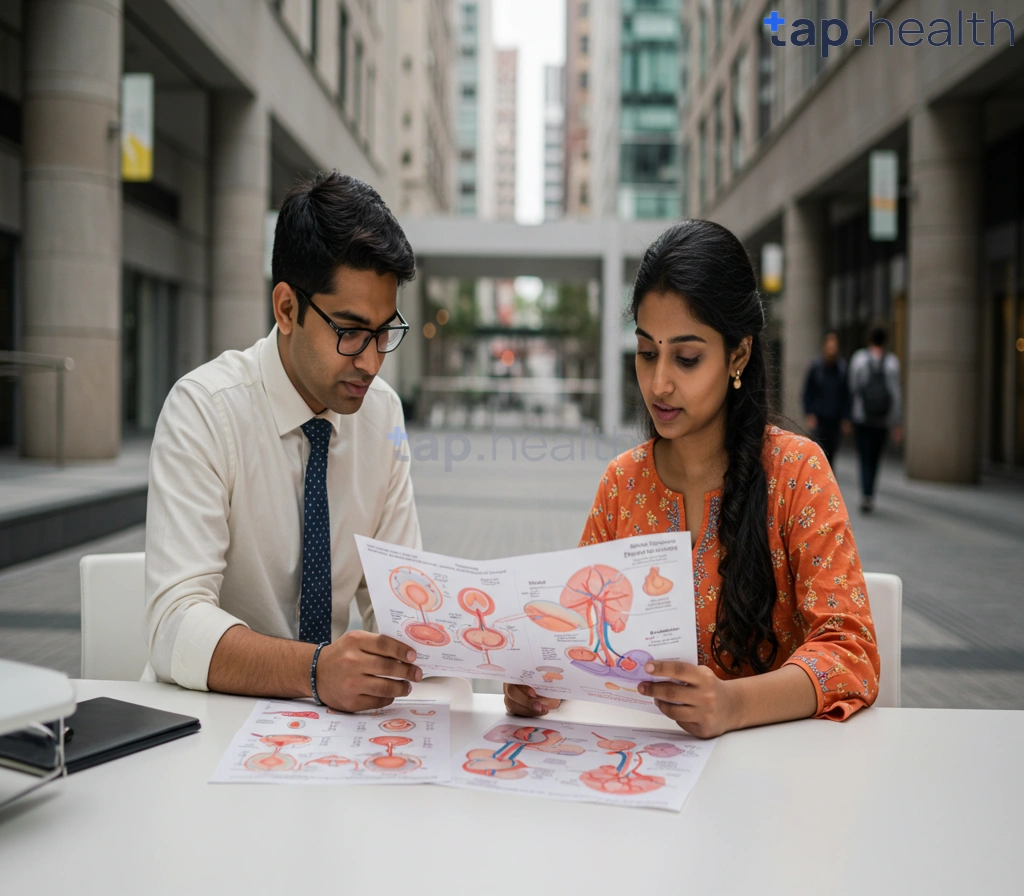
top-left (143, 172), bottom-right (424, 713)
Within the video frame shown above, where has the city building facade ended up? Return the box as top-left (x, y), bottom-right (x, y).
top-left (563, 0), bottom-right (592, 217)
top-left (454, 0), bottom-right (496, 219)
top-left (394, 0), bottom-right (457, 215)
top-left (493, 47), bottom-right (517, 221)
top-left (680, 0), bottom-right (1024, 480)
top-left (0, 0), bottom-right (422, 459)
top-left (542, 64), bottom-right (565, 220)
top-left (589, 0), bottom-right (682, 221)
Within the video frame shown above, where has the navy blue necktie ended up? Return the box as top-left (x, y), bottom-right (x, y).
top-left (299, 418), bottom-right (333, 644)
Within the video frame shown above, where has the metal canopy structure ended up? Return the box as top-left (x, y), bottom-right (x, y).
top-left (397, 217), bottom-right (675, 431)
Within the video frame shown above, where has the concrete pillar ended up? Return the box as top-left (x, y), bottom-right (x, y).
top-left (600, 243), bottom-right (623, 432)
top-left (781, 201), bottom-right (826, 426)
top-left (209, 93), bottom-right (269, 356)
top-left (906, 103), bottom-right (982, 483)
top-left (393, 273), bottom-right (424, 418)
top-left (21, 0), bottom-right (123, 458)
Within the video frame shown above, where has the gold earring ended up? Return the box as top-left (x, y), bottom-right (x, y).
top-left (733, 371), bottom-right (742, 390)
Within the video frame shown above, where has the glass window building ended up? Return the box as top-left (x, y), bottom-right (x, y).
top-left (617, 0), bottom-right (680, 219)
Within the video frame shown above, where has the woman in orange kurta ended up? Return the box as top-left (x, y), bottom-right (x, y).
top-left (505, 220), bottom-right (879, 737)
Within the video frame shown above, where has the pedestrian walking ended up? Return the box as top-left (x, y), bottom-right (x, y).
top-left (802, 331), bottom-right (850, 466)
top-left (849, 324), bottom-right (902, 513)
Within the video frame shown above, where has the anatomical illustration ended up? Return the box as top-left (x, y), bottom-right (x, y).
top-left (355, 530), bottom-right (697, 717)
top-left (379, 717), bottom-right (417, 733)
top-left (462, 724), bottom-right (585, 780)
top-left (364, 719), bottom-right (422, 772)
top-left (642, 567), bottom-right (673, 596)
top-left (262, 710), bottom-right (317, 729)
top-left (304, 755), bottom-right (356, 769)
top-left (243, 733), bottom-right (311, 772)
top-left (389, 566), bottom-right (451, 647)
top-left (578, 731), bottom-right (684, 795)
top-left (364, 736), bottom-right (422, 772)
top-left (448, 715), bottom-right (717, 811)
top-left (457, 587), bottom-right (509, 671)
top-left (524, 564), bottom-right (654, 682)
top-left (536, 665), bottom-right (564, 682)
top-left (213, 699), bottom-right (450, 785)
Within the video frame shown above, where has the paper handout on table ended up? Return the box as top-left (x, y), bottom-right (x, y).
top-left (209, 698), bottom-right (450, 785)
top-left (449, 719), bottom-right (716, 812)
top-left (355, 532), bottom-right (696, 713)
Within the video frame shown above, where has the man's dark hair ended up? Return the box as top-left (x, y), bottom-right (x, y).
top-left (271, 171), bottom-right (416, 324)
top-left (868, 324), bottom-right (888, 347)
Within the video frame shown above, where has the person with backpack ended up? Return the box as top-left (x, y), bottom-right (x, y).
top-left (802, 331), bottom-right (850, 466)
top-left (849, 324), bottom-right (903, 512)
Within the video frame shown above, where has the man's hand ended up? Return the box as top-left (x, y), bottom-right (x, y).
top-left (841, 419), bottom-right (853, 436)
top-left (891, 425), bottom-right (904, 445)
top-left (638, 661), bottom-right (740, 739)
top-left (805, 414), bottom-right (818, 433)
top-left (315, 631), bottom-right (422, 712)
top-left (503, 683), bottom-right (561, 718)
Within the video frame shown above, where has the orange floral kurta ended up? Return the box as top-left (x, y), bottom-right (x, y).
top-left (580, 426), bottom-right (879, 721)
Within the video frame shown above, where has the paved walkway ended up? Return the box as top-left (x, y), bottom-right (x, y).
top-left (0, 438), bottom-right (150, 523)
top-left (1, 428), bottom-right (1021, 709)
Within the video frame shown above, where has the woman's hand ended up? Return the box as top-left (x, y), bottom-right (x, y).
top-left (638, 661), bottom-right (741, 739)
top-left (503, 683), bottom-right (561, 718)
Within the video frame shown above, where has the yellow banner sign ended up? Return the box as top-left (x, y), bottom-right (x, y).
top-left (121, 73), bottom-right (154, 182)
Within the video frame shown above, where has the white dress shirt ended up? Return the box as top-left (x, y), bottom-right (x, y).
top-left (143, 327), bottom-right (421, 689)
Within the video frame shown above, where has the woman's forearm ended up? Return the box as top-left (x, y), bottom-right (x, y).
top-left (729, 663), bottom-right (818, 730)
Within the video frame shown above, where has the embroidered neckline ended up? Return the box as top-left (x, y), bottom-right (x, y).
top-left (642, 439), bottom-right (722, 551)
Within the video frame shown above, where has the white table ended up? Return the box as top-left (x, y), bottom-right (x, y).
top-left (1, 679), bottom-right (1022, 894)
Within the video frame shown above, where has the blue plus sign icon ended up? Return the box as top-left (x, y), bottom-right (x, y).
top-left (763, 10), bottom-right (785, 32)
top-left (385, 425), bottom-right (409, 461)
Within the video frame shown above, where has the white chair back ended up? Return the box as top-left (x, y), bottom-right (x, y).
top-left (863, 572), bottom-right (902, 708)
top-left (79, 552), bottom-right (148, 681)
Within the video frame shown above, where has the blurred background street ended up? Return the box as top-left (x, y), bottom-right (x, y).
top-left (1, 0), bottom-right (1023, 706)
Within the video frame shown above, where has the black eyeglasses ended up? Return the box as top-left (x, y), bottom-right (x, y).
top-left (292, 285), bottom-right (409, 356)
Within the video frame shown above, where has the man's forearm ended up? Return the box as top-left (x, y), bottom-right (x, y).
top-left (206, 624), bottom-right (316, 699)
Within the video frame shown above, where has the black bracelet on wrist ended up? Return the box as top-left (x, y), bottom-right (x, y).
top-left (310, 640), bottom-right (329, 706)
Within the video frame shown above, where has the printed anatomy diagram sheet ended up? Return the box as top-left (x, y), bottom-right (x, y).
top-left (210, 698), bottom-right (450, 785)
top-left (356, 532), bottom-right (696, 713)
top-left (449, 719), bottom-right (717, 812)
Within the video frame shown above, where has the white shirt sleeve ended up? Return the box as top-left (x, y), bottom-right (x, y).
top-left (144, 379), bottom-right (250, 690)
top-left (353, 396), bottom-right (423, 633)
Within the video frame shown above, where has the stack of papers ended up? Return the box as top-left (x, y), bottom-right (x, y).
top-left (210, 534), bottom-right (719, 811)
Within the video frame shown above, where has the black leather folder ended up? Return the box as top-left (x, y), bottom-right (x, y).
top-left (0, 696), bottom-right (200, 775)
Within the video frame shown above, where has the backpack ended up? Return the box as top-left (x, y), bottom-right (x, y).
top-left (861, 356), bottom-right (892, 422)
